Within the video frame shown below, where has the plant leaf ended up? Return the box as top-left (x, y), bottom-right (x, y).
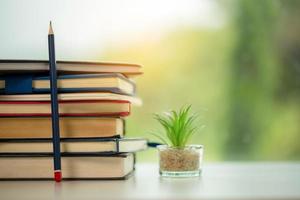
top-left (152, 105), bottom-right (203, 148)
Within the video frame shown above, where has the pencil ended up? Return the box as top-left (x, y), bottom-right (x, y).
top-left (48, 21), bottom-right (62, 182)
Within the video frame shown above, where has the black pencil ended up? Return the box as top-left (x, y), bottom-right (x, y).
top-left (48, 21), bottom-right (62, 182)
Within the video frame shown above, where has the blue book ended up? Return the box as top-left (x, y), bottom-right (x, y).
top-left (0, 73), bottom-right (135, 95)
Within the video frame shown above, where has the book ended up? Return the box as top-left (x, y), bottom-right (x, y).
top-left (0, 100), bottom-right (131, 117)
top-left (0, 117), bottom-right (124, 139)
top-left (0, 73), bottom-right (135, 95)
top-left (0, 138), bottom-right (147, 154)
top-left (0, 92), bottom-right (142, 105)
top-left (0, 60), bottom-right (142, 77)
top-left (0, 153), bottom-right (134, 179)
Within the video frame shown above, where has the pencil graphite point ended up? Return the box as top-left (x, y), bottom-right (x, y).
top-left (49, 21), bottom-right (54, 35)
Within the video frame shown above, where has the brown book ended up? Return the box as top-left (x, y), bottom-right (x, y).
top-left (0, 100), bottom-right (131, 117)
top-left (0, 138), bottom-right (147, 154)
top-left (0, 153), bottom-right (134, 180)
top-left (0, 92), bottom-right (142, 105)
top-left (0, 117), bottom-right (124, 139)
top-left (0, 60), bottom-right (142, 77)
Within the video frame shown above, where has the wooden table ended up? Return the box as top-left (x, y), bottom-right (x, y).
top-left (0, 162), bottom-right (300, 200)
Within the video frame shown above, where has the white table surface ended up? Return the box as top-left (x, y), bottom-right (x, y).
top-left (0, 162), bottom-right (300, 200)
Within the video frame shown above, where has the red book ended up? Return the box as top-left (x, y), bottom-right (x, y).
top-left (0, 92), bottom-right (141, 117)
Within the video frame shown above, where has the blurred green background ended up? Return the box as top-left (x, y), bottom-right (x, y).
top-left (104, 0), bottom-right (300, 162)
top-left (1, 0), bottom-right (299, 161)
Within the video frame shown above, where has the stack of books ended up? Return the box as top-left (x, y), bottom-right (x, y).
top-left (0, 60), bottom-right (146, 180)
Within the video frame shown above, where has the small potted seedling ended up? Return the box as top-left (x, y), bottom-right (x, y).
top-left (152, 105), bottom-right (204, 177)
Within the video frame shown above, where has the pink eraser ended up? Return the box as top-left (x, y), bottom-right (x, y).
top-left (54, 171), bottom-right (62, 182)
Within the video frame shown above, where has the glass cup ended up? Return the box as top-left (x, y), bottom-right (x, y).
top-left (157, 144), bottom-right (204, 177)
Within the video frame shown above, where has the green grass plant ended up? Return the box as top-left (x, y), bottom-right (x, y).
top-left (152, 105), bottom-right (201, 148)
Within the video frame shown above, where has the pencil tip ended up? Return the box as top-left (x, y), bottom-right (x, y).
top-left (49, 21), bottom-right (54, 35)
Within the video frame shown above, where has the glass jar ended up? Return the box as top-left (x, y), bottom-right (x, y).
top-left (157, 145), bottom-right (203, 177)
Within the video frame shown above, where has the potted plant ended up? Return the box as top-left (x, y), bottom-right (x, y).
top-left (152, 105), bottom-right (204, 177)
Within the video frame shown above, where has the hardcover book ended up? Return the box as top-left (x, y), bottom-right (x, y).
top-left (0, 117), bottom-right (125, 139)
top-left (0, 100), bottom-right (131, 117)
top-left (0, 60), bottom-right (142, 77)
top-left (0, 138), bottom-right (147, 154)
top-left (0, 73), bottom-right (135, 95)
top-left (0, 92), bottom-right (142, 105)
top-left (0, 153), bottom-right (135, 180)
